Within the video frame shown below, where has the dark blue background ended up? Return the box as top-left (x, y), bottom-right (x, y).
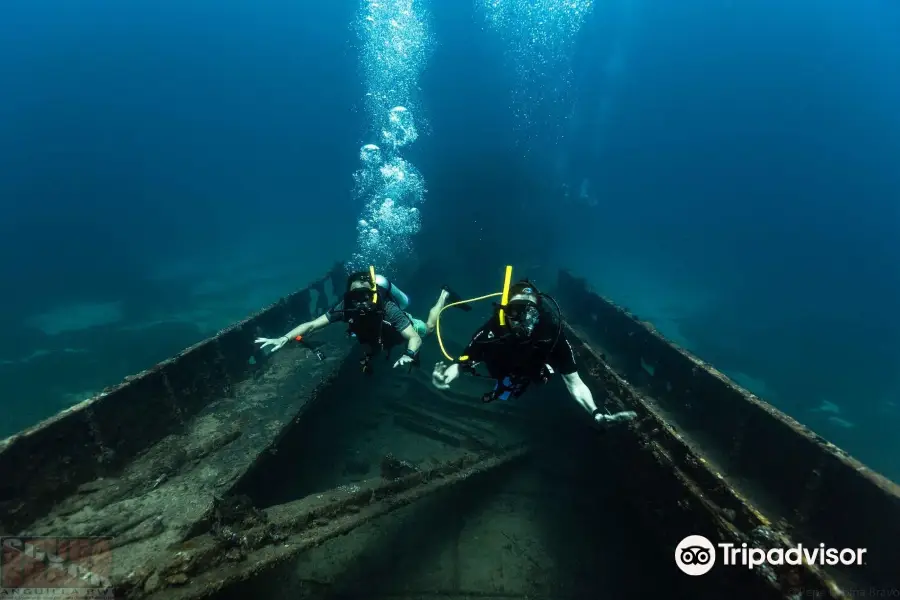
top-left (1, 0), bottom-right (898, 478)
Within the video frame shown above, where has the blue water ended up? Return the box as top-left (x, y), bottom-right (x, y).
top-left (1, 0), bottom-right (899, 483)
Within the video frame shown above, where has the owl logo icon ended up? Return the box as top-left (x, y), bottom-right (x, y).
top-left (675, 535), bottom-right (716, 576)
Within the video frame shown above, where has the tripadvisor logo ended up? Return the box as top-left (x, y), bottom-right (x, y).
top-left (674, 535), bottom-right (867, 576)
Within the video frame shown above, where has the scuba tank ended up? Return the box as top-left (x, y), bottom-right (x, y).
top-left (342, 268), bottom-right (411, 375)
top-left (374, 274), bottom-right (410, 310)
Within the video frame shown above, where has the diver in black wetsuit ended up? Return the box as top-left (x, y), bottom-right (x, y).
top-left (255, 267), bottom-right (470, 373)
top-left (432, 279), bottom-right (636, 426)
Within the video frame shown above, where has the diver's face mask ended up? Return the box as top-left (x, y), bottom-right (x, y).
top-left (506, 300), bottom-right (540, 338)
top-left (344, 286), bottom-right (377, 316)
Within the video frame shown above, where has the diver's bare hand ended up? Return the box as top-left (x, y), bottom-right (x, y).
top-left (255, 336), bottom-right (288, 353)
top-left (594, 410), bottom-right (637, 426)
top-left (432, 362), bottom-right (459, 390)
top-left (394, 354), bottom-right (415, 369)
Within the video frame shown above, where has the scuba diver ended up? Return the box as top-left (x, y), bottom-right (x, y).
top-left (431, 266), bottom-right (637, 426)
top-left (255, 266), bottom-right (471, 373)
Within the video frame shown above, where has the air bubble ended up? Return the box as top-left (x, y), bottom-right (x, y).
top-left (351, 0), bottom-right (433, 272)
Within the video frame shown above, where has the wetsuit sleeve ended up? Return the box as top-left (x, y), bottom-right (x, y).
top-left (547, 331), bottom-right (578, 375)
top-left (460, 321), bottom-right (492, 363)
top-left (383, 301), bottom-right (414, 333)
top-left (325, 300), bottom-right (344, 323)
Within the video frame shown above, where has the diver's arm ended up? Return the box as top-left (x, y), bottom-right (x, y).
top-left (457, 323), bottom-right (489, 364)
top-left (553, 338), bottom-right (600, 414)
top-left (561, 372), bottom-right (599, 415)
top-left (399, 324), bottom-right (423, 354)
top-left (562, 371), bottom-right (637, 425)
top-left (393, 325), bottom-right (423, 369)
top-left (255, 313), bottom-right (332, 354)
top-left (285, 313), bottom-right (331, 340)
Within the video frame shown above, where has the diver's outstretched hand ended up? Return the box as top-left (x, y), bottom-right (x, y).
top-left (593, 410), bottom-right (637, 426)
top-left (432, 362), bottom-right (460, 390)
top-left (255, 336), bottom-right (289, 354)
top-left (394, 354), bottom-right (415, 369)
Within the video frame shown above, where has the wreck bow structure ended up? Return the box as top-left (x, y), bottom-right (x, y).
top-left (0, 264), bottom-right (896, 600)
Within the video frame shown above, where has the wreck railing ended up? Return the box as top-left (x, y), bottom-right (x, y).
top-left (0, 263), bottom-right (347, 534)
top-left (555, 269), bottom-right (900, 592)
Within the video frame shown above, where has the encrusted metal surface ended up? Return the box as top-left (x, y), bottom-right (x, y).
top-left (556, 268), bottom-right (900, 597)
top-left (0, 262), bottom-right (347, 535)
top-left (117, 446), bottom-right (529, 600)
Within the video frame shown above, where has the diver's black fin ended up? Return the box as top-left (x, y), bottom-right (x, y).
top-left (443, 285), bottom-right (472, 311)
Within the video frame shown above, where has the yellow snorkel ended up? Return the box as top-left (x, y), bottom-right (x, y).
top-left (368, 265), bottom-right (378, 304)
top-left (498, 265), bottom-right (512, 327)
top-left (435, 265), bottom-right (515, 362)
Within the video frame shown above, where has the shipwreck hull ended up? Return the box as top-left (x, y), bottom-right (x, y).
top-left (0, 265), bottom-right (896, 599)
top-left (0, 263), bottom-right (351, 572)
top-left (556, 269), bottom-right (900, 595)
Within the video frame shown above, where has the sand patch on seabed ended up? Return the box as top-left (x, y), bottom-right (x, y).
top-left (25, 301), bottom-right (124, 336)
top-left (150, 234), bottom-right (345, 290)
top-left (575, 260), bottom-right (716, 350)
top-left (60, 389), bottom-right (100, 407)
top-left (724, 369), bottom-right (778, 402)
top-left (0, 347), bottom-right (88, 366)
top-left (151, 257), bottom-right (307, 296)
top-left (114, 298), bottom-right (273, 338)
top-left (578, 261), bottom-right (788, 402)
top-left (12, 241), bottom-right (344, 362)
top-left (133, 251), bottom-right (342, 336)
